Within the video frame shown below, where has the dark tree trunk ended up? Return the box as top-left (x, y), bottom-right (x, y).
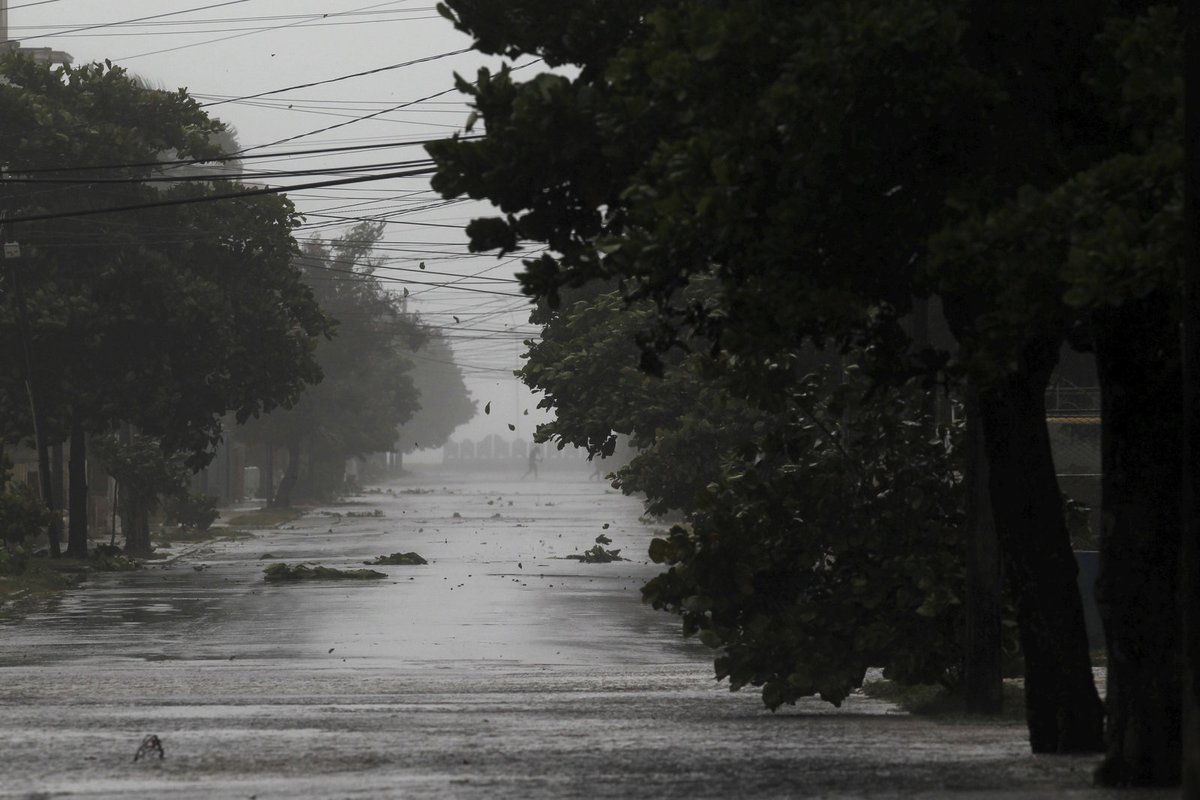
top-left (264, 444), bottom-right (275, 507)
top-left (274, 438), bottom-right (301, 509)
top-left (65, 422), bottom-right (89, 558)
top-left (1093, 298), bottom-right (1182, 786)
top-left (39, 436), bottom-right (61, 558)
top-left (307, 448), bottom-right (345, 501)
top-left (976, 334), bottom-right (1104, 753)
top-left (964, 386), bottom-right (1004, 714)
top-left (122, 501), bottom-right (152, 557)
top-left (1180, 0), bottom-right (1200, 790)
top-left (51, 443), bottom-right (67, 555)
top-left (51, 442), bottom-right (64, 511)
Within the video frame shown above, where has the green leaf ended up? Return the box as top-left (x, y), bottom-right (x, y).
top-left (648, 537), bottom-right (673, 563)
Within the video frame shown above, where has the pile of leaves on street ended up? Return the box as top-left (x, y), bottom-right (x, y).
top-left (365, 552), bottom-right (427, 565)
top-left (565, 535), bottom-right (625, 563)
top-left (263, 563), bottom-right (386, 582)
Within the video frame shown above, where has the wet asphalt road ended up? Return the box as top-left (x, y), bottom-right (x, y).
top-left (0, 469), bottom-right (1166, 799)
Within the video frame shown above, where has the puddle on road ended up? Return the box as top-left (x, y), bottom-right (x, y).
top-left (1, 472), bottom-right (701, 671)
top-left (0, 471), bottom-right (1155, 799)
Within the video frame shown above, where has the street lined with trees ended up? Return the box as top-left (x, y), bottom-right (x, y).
top-left (1, 0), bottom-right (1196, 792)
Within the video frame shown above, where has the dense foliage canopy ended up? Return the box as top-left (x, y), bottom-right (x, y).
top-left (237, 223), bottom-right (425, 505)
top-left (431, 0), bottom-right (1191, 780)
top-left (0, 55), bottom-right (329, 555)
top-left (394, 330), bottom-right (475, 456)
top-left (523, 284), bottom-right (976, 705)
top-left (0, 56), bottom-right (327, 459)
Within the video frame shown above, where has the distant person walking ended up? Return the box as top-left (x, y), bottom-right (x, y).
top-left (523, 444), bottom-right (543, 479)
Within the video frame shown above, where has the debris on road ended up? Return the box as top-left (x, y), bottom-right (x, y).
top-left (364, 552), bottom-right (428, 566)
top-left (133, 734), bottom-right (164, 762)
top-left (565, 542), bottom-right (626, 563)
top-left (263, 563), bottom-right (387, 582)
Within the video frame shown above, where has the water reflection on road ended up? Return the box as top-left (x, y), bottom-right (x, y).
top-left (0, 469), bottom-right (1141, 799)
top-left (4, 472), bottom-right (698, 670)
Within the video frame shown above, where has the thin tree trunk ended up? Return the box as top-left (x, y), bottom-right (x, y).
top-left (65, 422), bottom-right (89, 558)
top-left (109, 481), bottom-right (118, 548)
top-left (976, 335), bottom-right (1104, 753)
top-left (51, 442), bottom-right (64, 513)
top-left (40, 436), bottom-right (62, 558)
top-left (274, 438), bottom-right (301, 509)
top-left (964, 386), bottom-right (1003, 714)
top-left (1092, 299), bottom-right (1183, 786)
top-left (121, 497), bottom-right (153, 557)
top-left (264, 444), bottom-right (275, 507)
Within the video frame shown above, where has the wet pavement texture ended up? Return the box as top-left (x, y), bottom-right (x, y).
top-left (0, 471), bottom-right (1166, 799)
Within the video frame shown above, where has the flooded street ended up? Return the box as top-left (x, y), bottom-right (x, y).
top-left (0, 470), bottom-right (1156, 799)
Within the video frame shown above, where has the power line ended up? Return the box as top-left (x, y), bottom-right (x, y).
top-left (401, 348), bottom-right (518, 375)
top-left (194, 101), bottom-right (466, 131)
top-left (10, 9), bottom-right (435, 27)
top-left (300, 212), bottom-right (465, 230)
top-left (6, 0), bottom-right (257, 44)
top-left (114, 0), bottom-right (414, 61)
top-left (242, 86), bottom-right (462, 153)
top-left (301, 265), bottom-right (523, 298)
top-left (6, 0), bottom-right (67, 10)
top-left (2, 157), bottom-right (437, 183)
top-left (11, 12), bottom-right (441, 36)
top-left (193, 95), bottom-right (469, 107)
top-left (198, 48), bottom-right (471, 110)
top-left (1, 166), bottom-right (438, 224)
top-left (302, 252), bottom-right (518, 284)
top-left (407, 252), bottom-right (541, 299)
top-left (237, 58), bottom-right (543, 155)
top-left (6, 137), bottom-right (479, 175)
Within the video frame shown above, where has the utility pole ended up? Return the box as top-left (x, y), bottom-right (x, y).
top-left (2, 216), bottom-right (62, 557)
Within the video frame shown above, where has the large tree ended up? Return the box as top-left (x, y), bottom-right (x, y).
top-left (238, 223), bottom-right (421, 507)
top-left (429, 0), bottom-right (1124, 754)
top-left (520, 280), bottom-right (760, 515)
top-left (522, 280), bottom-right (982, 705)
top-left (394, 329), bottom-right (475, 462)
top-left (929, 6), bottom-right (1186, 782)
top-left (0, 55), bottom-right (329, 556)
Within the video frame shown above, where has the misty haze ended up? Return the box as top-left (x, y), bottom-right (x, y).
top-left (0, 1), bottom-right (1195, 798)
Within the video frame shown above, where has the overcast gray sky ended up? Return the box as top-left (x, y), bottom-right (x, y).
top-left (7, 0), bottom-right (553, 445)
